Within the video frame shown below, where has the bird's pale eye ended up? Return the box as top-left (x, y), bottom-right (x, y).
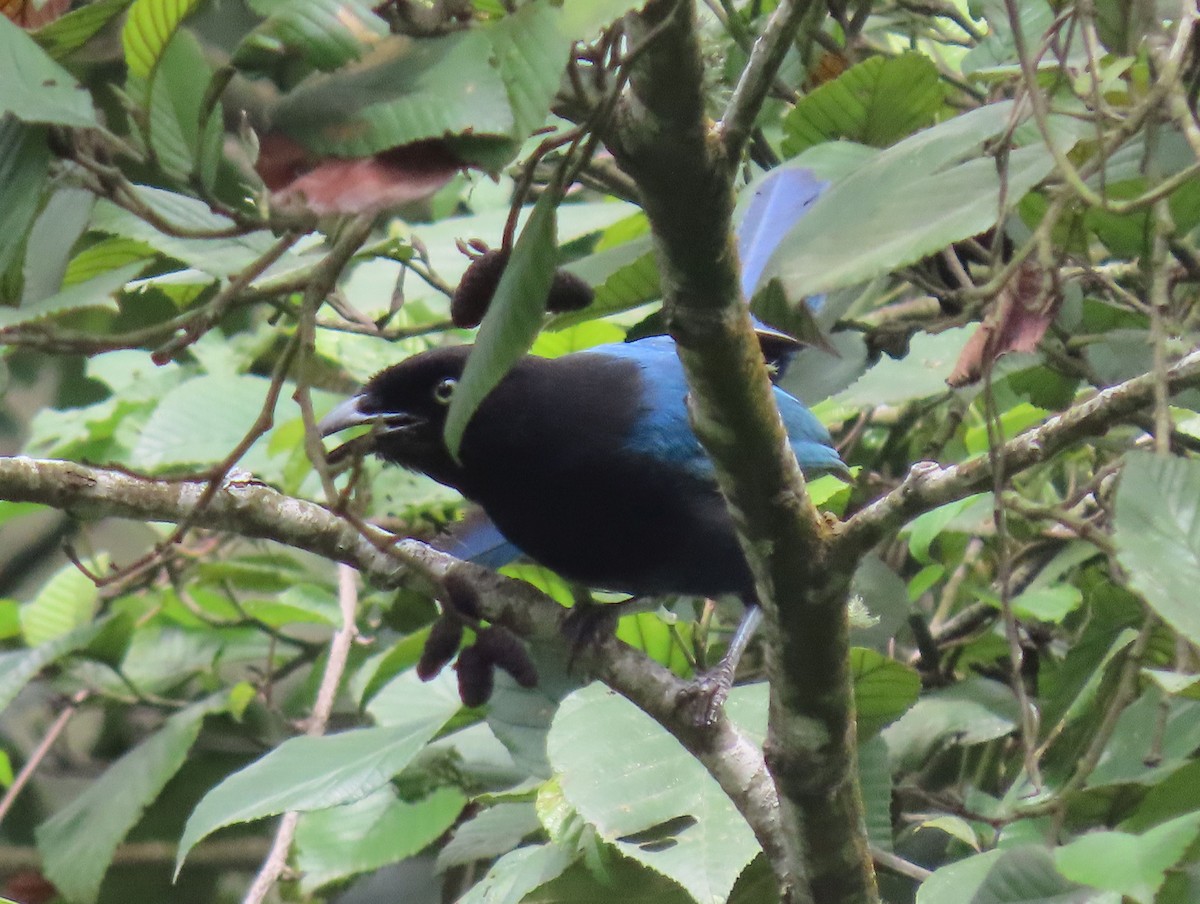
top-left (433, 377), bottom-right (457, 405)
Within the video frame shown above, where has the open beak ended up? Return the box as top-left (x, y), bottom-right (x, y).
top-left (318, 396), bottom-right (374, 437)
top-left (318, 396), bottom-right (424, 438)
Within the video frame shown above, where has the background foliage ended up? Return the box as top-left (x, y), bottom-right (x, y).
top-left (0, 0), bottom-right (1199, 902)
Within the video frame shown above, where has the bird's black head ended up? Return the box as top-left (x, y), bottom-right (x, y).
top-left (319, 345), bottom-right (472, 487)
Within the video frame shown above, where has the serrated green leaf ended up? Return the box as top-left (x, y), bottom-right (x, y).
top-left (782, 52), bottom-right (945, 156)
top-left (456, 842), bottom-right (574, 904)
top-left (551, 235), bottom-right (660, 330)
top-left (272, 29), bottom-right (513, 158)
top-left (1114, 452), bottom-right (1200, 646)
top-left (765, 103), bottom-right (1073, 297)
top-left (294, 785), bottom-right (466, 892)
top-left (63, 238), bottom-right (156, 286)
top-left (1054, 813), bottom-right (1200, 904)
top-left (548, 683), bottom-right (759, 904)
top-left (33, 0), bottom-right (133, 61)
top-left (833, 327), bottom-right (969, 408)
top-left (437, 801), bottom-right (542, 872)
top-left (858, 734), bottom-right (893, 851)
top-left (234, 0), bottom-right (388, 72)
top-left (0, 15), bottom-right (97, 126)
top-left (487, 2), bottom-right (572, 141)
top-left (37, 696), bottom-right (224, 904)
top-left (121, 0), bottom-right (204, 78)
top-left (851, 647), bottom-right (920, 738)
top-left (0, 621), bottom-right (105, 714)
top-left (145, 30), bottom-right (222, 186)
top-left (444, 190), bottom-right (558, 458)
top-left (21, 557), bottom-right (106, 647)
top-left (0, 262), bottom-right (144, 330)
top-left (175, 704), bottom-right (460, 873)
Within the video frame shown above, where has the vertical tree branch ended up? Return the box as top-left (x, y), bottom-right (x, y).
top-left (606, 2), bottom-right (879, 902)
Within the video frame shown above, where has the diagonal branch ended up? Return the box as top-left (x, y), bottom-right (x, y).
top-left (0, 456), bottom-right (785, 876)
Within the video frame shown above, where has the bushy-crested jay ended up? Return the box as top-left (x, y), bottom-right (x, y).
top-left (319, 168), bottom-right (840, 719)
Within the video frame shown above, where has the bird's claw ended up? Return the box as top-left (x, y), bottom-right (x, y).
top-left (677, 666), bottom-right (735, 728)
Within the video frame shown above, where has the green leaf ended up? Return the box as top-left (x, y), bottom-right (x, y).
top-left (765, 103), bottom-right (1072, 297)
top-left (294, 786), bottom-right (466, 892)
top-left (1009, 585), bottom-right (1084, 623)
top-left (456, 842), bottom-right (574, 904)
top-left (0, 15), bottom-right (97, 126)
top-left (917, 845), bottom-right (1116, 903)
top-left (234, 0), bottom-right (388, 72)
top-left (146, 30), bottom-right (223, 186)
top-left (487, 2), bottom-right (572, 141)
top-left (883, 677), bottom-right (1019, 772)
top-left (962, 1), bottom-right (1056, 76)
top-left (551, 235), bottom-right (660, 330)
top-left (782, 52), bottom-right (945, 156)
top-left (132, 373), bottom-right (294, 472)
top-left (122, 0), bottom-right (204, 78)
top-left (20, 557), bottom-right (106, 647)
top-left (175, 705), bottom-right (460, 873)
top-left (444, 191), bottom-right (558, 458)
top-left (0, 262), bottom-right (144, 331)
top-left (832, 327), bottom-right (969, 408)
top-left (1054, 813), bottom-right (1200, 904)
top-left (90, 186), bottom-right (285, 278)
top-left (851, 647), bottom-right (920, 738)
top-left (858, 734), bottom-right (894, 852)
top-left (33, 0), bottom-right (133, 61)
top-left (1113, 452), bottom-right (1200, 645)
top-left (548, 683), bottom-right (759, 904)
top-left (36, 696), bottom-right (224, 904)
top-left (272, 29), bottom-right (513, 158)
top-left (0, 621), bottom-right (105, 714)
top-left (0, 118), bottom-right (49, 279)
top-left (437, 801), bottom-right (542, 872)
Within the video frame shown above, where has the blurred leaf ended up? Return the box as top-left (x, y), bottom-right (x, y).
top-left (548, 683), bottom-right (759, 904)
top-left (294, 785), bottom-right (466, 892)
top-left (444, 190), bottom-right (558, 458)
top-left (1114, 452), bottom-right (1200, 645)
top-left (917, 844), bottom-right (1116, 903)
top-left (20, 557), bottom-right (106, 646)
top-left (456, 842), bottom-right (574, 904)
top-left (765, 103), bottom-right (1074, 297)
top-left (0, 15), bottom-right (96, 126)
top-left (437, 801), bottom-right (542, 872)
top-left (883, 677), bottom-right (1019, 772)
top-left (782, 53), bottom-right (944, 156)
top-left (1087, 688), bottom-right (1200, 788)
top-left (234, 0), bottom-right (388, 71)
top-left (0, 118), bottom-right (48, 279)
top-left (32, 0), bottom-right (132, 60)
top-left (858, 735), bottom-right (893, 851)
top-left (146, 30), bottom-right (223, 187)
top-left (37, 695), bottom-right (225, 904)
top-left (121, 0), bottom-right (203, 78)
top-left (832, 328), bottom-right (969, 408)
top-left (1054, 813), bottom-right (1200, 904)
top-left (272, 30), bottom-right (513, 159)
top-left (0, 620), bottom-right (104, 713)
top-left (962, 1), bottom-right (1055, 76)
top-left (0, 262), bottom-right (143, 330)
top-left (1009, 585), bottom-right (1084, 623)
top-left (176, 703), bottom-right (460, 871)
top-left (487, 1), bottom-right (573, 141)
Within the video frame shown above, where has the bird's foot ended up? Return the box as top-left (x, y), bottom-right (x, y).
top-left (677, 663), bottom-right (736, 728)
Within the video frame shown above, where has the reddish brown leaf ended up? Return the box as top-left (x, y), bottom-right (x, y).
top-left (2, 0), bottom-right (69, 28)
top-left (948, 261), bottom-right (1060, 387)
top-left (256, 135), bottom-right (464, 216)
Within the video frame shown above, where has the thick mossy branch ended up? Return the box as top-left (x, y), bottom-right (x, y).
top-left (607, 3), bottom-right (871, 902)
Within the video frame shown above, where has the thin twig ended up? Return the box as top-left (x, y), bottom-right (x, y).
top-left (0, 690), bottom-right (89, 828)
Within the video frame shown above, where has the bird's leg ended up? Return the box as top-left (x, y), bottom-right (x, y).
top-left (679, 603), bottom-right (763, 727)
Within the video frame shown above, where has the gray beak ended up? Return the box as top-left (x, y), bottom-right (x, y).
top-left (318, 396), bottom-right (374, 437)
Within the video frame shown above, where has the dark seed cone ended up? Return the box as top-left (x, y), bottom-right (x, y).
top-left (546, 269), bottom-right (594, 314)
top-left (455, 643), bottom-right (495, 707)
top-left (451, 249), bottom-right (509, 328)
top-left (475, 626), bottom-right (538, 689)
top-left (417, 616), bottom-right (464, 681)
top-left (442, 572), bottom-right (483, 620)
